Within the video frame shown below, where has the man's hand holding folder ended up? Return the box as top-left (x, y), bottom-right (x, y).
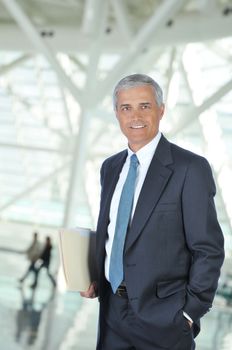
top-left (80, 281), bottom-right (98, 298)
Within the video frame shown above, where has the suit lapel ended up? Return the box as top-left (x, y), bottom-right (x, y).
top-left (101, 150), bottom-right (127, 221)
top-left (97, 150), bottom-right (127, 258)
top-left (125, 136), bottom-right (173, 253)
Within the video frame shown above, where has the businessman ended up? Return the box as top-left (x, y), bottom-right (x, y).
top-left (81, 74), bottom-right (224, 349)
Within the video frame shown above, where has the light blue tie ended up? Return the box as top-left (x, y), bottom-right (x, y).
top-left (109, 154), bottom-right (139, 293)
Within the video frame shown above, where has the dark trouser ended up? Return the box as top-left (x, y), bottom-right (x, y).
top-left (32, 263), bottom-right (56, 288)
top-left (98, 288), bottom-right (195, 350)
top-left (20, 261), bottom-right (37, 281)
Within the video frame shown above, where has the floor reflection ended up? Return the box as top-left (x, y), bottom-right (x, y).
top-left (0, 224), bottom-right (100, 350)
top-left (15, 286), bottom-right (55, 346)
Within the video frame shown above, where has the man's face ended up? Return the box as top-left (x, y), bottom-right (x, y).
top-left (115, 85), bottom-right (165, 152)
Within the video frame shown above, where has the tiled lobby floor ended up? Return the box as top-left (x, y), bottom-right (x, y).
top-left (0, 246), bottom-right (98, 350)
top-left (0, 240), bottom-right (232, 350)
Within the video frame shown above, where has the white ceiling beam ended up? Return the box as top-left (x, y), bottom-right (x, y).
top-left (68, 55), bottom-right (86, 71)
top-left (110, 0), bottom-right (132, 41)
top-left (168, 78), bottom-right (232, 137)
top-left (1, 0), bottom-right (82, 105)
top-left (165, 48), bottom-right (177, 101)
top-left (0, 161), bottom-right (70, 213)
top-left (208, 42), bottom-right (232, 62)
top-left (94, 0), bottom-right (190, 105)
top-left (81, 0), bottom-right (106, 36)
top-left (0, 11), bottom-right (231, 52)
top-left (197, 79), bottom-right (232, 115)
top-left (37, 0), bottom-right (78, 6)
top-left (0, 53), bottom-right (32, 76)
top-left (62, 0), bottom-right (108, 228)
top-left (4, 85), bottom-right (68, 141)
top-left (132, 48), bottom-right (163, 76)
top-left (179, 57), bottom-right (195, 103)
top-left (81, 0), bottom-right (95, 34)
top-left (58, 84), bottom-right (74, 135)
top-left (62, 110), bottom-right (94, 227)
top-left (197, 0), bottom-right (219, 13)
top-left (84, 0), bottom-right (108, 96)
top-left (0, 141), bottom-right (71, 154)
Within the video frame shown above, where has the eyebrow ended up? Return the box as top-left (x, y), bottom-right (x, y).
top-left (119, 102), bottom-right (152, 108)
top-left (139, 102), bottom-right (151, 106)
top-left (119, 103), bottom-right (131, 109)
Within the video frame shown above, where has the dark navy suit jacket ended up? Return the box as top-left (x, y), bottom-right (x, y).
top-left (96, 134), bottom-right (224, 348)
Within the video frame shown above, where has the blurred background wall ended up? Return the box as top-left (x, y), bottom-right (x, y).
top-left (0, 1), bottom-right (232, 349)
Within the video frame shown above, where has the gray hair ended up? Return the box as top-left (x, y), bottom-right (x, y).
top-left (113, 73), bottom-right (164, 110)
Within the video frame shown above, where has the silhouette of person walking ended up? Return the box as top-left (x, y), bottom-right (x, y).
top-left (31, 236), bottom-right (56, 289)
top-left (19, 232), bottom-right (42, 284)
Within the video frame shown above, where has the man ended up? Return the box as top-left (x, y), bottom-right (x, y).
top-left (81, 74), bottom-right (224, 349)
top-left (31, 236), bottom-right (56, 289)
top-left (19, 232), bottom-right (41, 284)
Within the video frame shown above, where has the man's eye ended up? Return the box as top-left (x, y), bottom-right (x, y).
top-left (141, 104), bottom-right (150, 109)
top-left (121, 106), bottom-right (130, 111)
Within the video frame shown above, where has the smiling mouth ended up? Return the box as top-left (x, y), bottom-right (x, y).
top-left (129, 125), bottom-right (146, 129)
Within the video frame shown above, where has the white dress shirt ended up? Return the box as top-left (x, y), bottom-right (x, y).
top-left (105, 132), bottom-right (161, 280)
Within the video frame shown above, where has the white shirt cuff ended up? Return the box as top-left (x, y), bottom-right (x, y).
top-left (183, 311), bottom-right (193, 323)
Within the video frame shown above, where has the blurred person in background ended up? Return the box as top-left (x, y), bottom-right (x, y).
top-left (19, 232), bottom-right (41, 284)
top-left (31, 236), bottom-right (56, 289)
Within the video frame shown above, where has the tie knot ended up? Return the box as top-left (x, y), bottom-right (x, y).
top-left (130, 154), bottom-right (139, 166)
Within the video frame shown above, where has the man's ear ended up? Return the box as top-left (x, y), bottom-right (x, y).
top-left (159, 104), bottom-right (165, 120)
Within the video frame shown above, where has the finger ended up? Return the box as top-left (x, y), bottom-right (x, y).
top-left (80, 291), bottom-right (91, 297)
top-left (80, 290), bottom-right (95, 298)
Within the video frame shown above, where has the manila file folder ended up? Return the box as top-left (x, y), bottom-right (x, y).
top-left (58, 227), bottom-right (97, 292)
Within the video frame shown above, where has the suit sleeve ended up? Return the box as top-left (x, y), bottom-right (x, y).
top-left (182, 156), bottom-right (224, 322)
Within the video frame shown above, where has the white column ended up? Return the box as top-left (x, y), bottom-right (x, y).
top-left (62, 0), bottom-right (108, 228)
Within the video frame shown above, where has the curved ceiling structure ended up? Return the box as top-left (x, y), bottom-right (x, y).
top-left (0, 0), bottom-right (231, 254)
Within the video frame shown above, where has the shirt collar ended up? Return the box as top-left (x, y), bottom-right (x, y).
top-left (127, 132), bottom-right (161, 164)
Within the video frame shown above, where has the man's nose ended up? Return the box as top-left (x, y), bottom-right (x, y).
top-left (131, 108), bottom-right (141, 119)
